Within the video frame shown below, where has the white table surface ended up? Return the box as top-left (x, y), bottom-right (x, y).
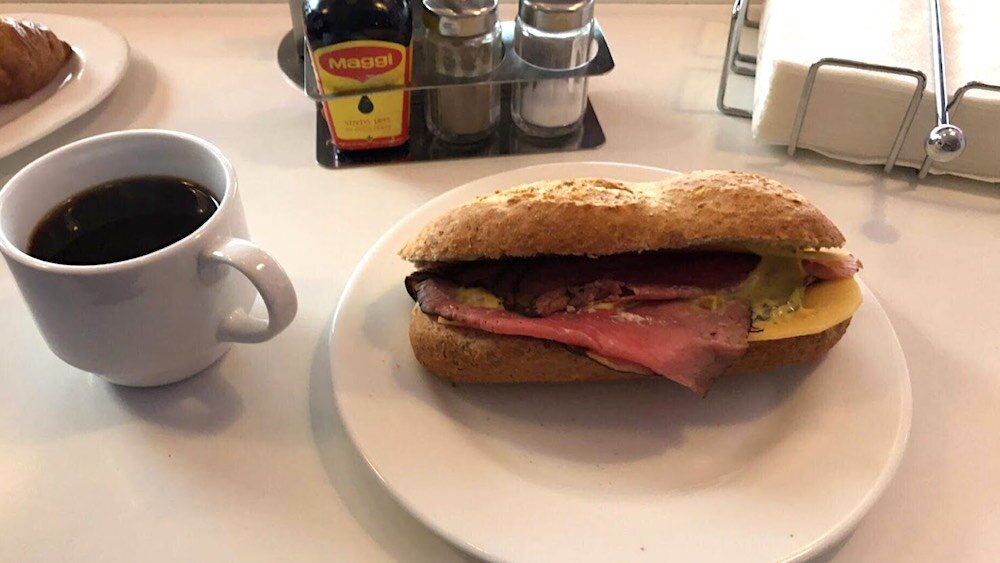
top-left (1, 3), bottom-right (997, 562)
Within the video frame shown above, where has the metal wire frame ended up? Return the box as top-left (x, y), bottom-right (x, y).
top-left (716, 0), bottom-right (755, 117)
top-left (918, 81), bottom-right (1000, 178)
top-left (715, 0), bottom-right (984, 177)
top-left (788, 58), bottom-right (927, 174)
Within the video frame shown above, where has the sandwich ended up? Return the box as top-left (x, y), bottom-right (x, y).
top-left (400, 171), bottom-right (862, 396)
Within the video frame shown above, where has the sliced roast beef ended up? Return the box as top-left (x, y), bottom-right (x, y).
top-left (413, 278), bottom-right (751, 396)
top-left (803, 255), bottom-right (862, 280)
top-left (406, 251), bottom-right (760, 316)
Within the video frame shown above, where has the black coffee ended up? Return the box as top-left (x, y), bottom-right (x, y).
top-left (27, 176), bottom-right (219, 266)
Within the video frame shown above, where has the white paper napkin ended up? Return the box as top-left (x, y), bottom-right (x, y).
top-left (752, 0), bottom-right (1000, 182)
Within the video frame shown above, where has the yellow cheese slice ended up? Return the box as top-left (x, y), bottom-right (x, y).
top-left (747, 277), bottom-right (862, 342)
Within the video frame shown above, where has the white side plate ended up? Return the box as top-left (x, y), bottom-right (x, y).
top-left (329, 162), bottom-right (912, 562)
top-left (0, 14), bottom-right (129, 159)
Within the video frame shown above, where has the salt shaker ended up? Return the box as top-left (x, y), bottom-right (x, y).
top-left (511, 0), bottom-right (595, 138)
top-left (423, 0), bottom-right (503, 144)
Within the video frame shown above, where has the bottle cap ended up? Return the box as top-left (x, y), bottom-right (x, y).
top-left (423, 0), bottom-right (499, 38)
top-left (517, 0), bottom-right (594, 33)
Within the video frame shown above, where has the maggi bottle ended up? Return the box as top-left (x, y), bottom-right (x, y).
top-left (304, 0), bottom-right (413, 162)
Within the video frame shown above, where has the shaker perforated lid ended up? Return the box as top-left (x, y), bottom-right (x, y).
top-left (517, 0), bottom-right (594, 33)
top-left (423, 0), bottom-right (499, 38)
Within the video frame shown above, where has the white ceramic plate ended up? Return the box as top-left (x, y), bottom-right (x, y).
top-left (330, 162), bottom-right (912, 562)
top-left (0, 14), bottom-right (129, 159)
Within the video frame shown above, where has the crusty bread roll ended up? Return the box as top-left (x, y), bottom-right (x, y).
top-left (0, 17), bottom-right (73, 105)
top-left (402, 171), bottom-right (856, 386)
top-left (409, 307), bottom-right (851, 384)
top-left (401, 171), bottom-right (845, 265)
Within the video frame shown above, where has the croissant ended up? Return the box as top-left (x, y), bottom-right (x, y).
top-left (0, 17), bottom-right (73, 105)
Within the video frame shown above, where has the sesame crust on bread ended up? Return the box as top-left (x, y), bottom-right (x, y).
top-left (400, 171), bottom-right (846, 265)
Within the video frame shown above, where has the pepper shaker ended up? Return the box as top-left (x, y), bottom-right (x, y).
top-left (511, 0), bottom-right (595, 138)
top-left (423, 0), bottom-right (503, 144)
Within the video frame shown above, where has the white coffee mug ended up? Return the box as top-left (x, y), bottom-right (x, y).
top-left (0, 130), bottom-right (297, 386)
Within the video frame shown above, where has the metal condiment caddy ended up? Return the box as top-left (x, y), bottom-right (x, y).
top-left (717, 0), bottom-right (994, 179)
top-left (278, 1), bottom-right (615, 169)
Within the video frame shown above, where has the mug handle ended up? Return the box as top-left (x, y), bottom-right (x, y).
top-left (203, 238), bottom-right (298, 343)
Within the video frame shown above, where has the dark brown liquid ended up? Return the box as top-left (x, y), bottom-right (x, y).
top-left (27, 176), bottom-right (219, 266)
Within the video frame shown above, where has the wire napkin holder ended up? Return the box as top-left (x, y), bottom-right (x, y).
top-left (717, 0), bottom-right (997, 178)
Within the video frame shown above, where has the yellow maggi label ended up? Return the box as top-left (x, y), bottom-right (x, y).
top-left (311, 40), bottom-right (411, 149)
